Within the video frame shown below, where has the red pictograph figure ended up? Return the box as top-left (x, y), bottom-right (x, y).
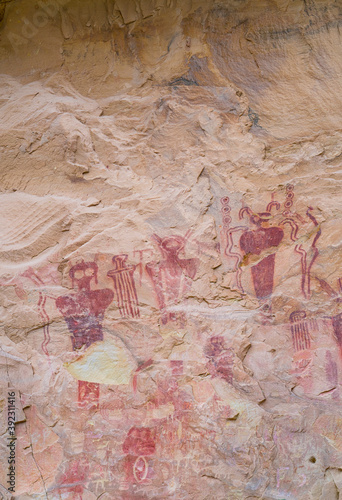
top-left (78, 381), bottom-right (100, 408)
top-left (22, 268), bottom-right (52, 356)
top-left (133, 248), bottom-right (154, 286)
top-left (239, 206), bottom-right (284, 299)
top-left (290, 311), bottom-right (311, 354)
top-left (55, 457), bottom-right (89, 500)
top-left (145, 233), bottom-right (199, 325)
top-left (107, 255), bottom-right (140, 319)
top-left (290, 309), bottom-right (341, 398)
top-left (325, 351), bottom-right (339, 399)
top-left (220, 196), bottom-right (246, 292)
top-left (204, 336), bottom-right (234, 384)
top-left (281, 185), bottom-right (321, 299)
top-left (289, 310), bottom-right (313, 393)
top-left (220, 185), bottom-right (321, 300)
top-left (332, 313), bottom-right (342, 357)
top-left (123, 427), bottom-right (156, 485)
top-left (221, 195), bottom-right (285, 297)
top-left (316, 278), bottom-right (342, 357)
top-left (56, 261), bottom-right (114, 407)
top-left (294, 208), bottom-right (321, 300)
top-left (1, 267), bottom-right (55, 356)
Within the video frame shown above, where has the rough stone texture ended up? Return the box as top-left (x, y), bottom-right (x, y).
top-left (0, 0), bottom-right (342, 498)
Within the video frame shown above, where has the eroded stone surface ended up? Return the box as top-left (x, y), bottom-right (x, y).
top-left (1, 0), bottom-right (342, 498)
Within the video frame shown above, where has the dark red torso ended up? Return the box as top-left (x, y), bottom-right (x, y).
top-left (56, 288), bottom-right (113, 350)
top-left (240, 226), bottom-right (284, 255)
top-left (239, 226), bottom-right (284, 299)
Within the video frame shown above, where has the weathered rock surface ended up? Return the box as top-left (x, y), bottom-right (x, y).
top-left (0, 0), bottom-right (342, 498)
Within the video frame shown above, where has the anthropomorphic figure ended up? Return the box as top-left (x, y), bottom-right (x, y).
top-left (290, 310), bottom-right (312, 384)
top-left (146, 234), bottom-right (198, 325)
top-left (123, 427), bottom-right (156, 486)
top-left (289, 310), bottom-right (339, 399)
top-left (221, 186), bottom-right (321, 301)
top-left (239, 209), bottom-right (284, 300)
top-left (107, 254), bottom-right (139, 318)
top-left (55, 457), bottom-right (89, 500)
top-left (56, 261), bottom-right (114, 407)
top-left (204, 336), bottom-right (234, 384)
top-left (316, 277), bottom-right (342, 358)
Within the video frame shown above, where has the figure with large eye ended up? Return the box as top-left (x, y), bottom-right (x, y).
top-left (56, 261), bottom-right (114, 407)
top-left (122, 427), bottom-right (156, 486)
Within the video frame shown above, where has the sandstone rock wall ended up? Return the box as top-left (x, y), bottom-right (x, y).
top-left (0, 0), bottom-right (342, 498)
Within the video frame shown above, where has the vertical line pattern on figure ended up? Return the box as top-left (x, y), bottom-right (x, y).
top-left (293, 323), bottom-right (298, 351)
top-left (120, 271), bottom-right (132, 317)
top-left (290, 311), bottom-right (311, 352)
top-left (108, 255), bottom-right (140, 319)
top-left (116, 270), bottom-right (139, 318)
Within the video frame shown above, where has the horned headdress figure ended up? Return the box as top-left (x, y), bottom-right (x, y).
top-left (220, 185), bottom-right (321, 301)
top-left (146, 232), bottom-right (199, 325)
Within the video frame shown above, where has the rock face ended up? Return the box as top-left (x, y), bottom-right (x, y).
top-left (0, 0), bottom-right (342, 498)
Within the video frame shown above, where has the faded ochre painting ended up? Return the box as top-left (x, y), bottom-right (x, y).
top-left (1, 0), bottom-right (342, 498)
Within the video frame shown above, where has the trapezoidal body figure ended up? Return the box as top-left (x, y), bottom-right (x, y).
top-left (146, 233), bottom-right (198, 325)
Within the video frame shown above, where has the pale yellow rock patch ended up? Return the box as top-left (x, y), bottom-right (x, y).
top-left (65, 337), bottom-right (137, 385)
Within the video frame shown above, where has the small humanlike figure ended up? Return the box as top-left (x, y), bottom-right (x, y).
top-left (204, 336), bottom-right (234, 384)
